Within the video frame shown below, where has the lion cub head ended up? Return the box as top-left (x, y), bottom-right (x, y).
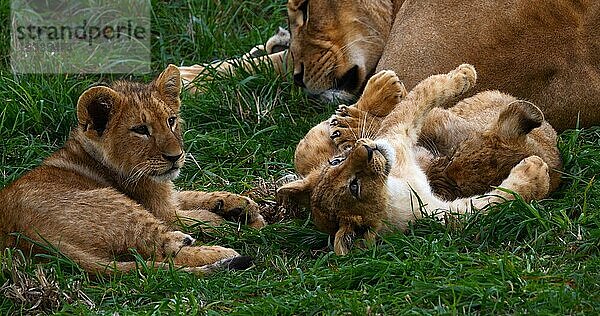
top-left (278, 138), bottom-right (394, 246)
top-left (75, 65), bottom-right (184, 182)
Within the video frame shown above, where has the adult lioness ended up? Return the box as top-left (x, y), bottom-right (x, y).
top-left (181, 0), bottom-right (600, 131)
top-left (0, 65), bottom-right (265, 275)
top-left (278, 65), bottom-right (557, 255)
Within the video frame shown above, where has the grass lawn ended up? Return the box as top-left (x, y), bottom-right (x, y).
top-left (1, 0), bottom-right (599, 314)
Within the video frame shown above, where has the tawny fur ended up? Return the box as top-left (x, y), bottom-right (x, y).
top-left (279, 65), bottom-right (557, 255)
top-left (0, 65), bottom-right (266, 275)
top-left (296, 87), bottom-right (562, 201)
top-left (181, 0), bottom-right (600, 131)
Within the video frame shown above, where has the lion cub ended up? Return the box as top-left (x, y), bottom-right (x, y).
top-left (0, 65), bottom-right (266, 275)
top-left (279, 65), bottom-right (559, 255)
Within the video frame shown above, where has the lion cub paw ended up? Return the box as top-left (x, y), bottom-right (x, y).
top-left (211, 193), bottom-right (267, 228)
top-left (358, 70), bottom-right (407, 116)
top-left (329, 105), bottom-right (377, 150)
top-left (504, 155), bottom-right (550, 201)
top-left (163, 231), bottom-right (196, 255)
top-left (448, 64), bottom-right (477, 94)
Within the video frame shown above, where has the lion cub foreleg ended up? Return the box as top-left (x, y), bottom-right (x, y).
top-left (176, 191), bottom-right (266, 228)
top-left (329, 70), bottom-right (408, 149)
top-left (380, 64), bottom-right (477, 139)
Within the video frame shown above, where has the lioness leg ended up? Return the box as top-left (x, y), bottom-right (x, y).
top-left (179, 51), bottom-right (290, 93)
top-left (180, 28), bottom-right (291, 93)
top-left (177, 191), bottom-right (266, 228)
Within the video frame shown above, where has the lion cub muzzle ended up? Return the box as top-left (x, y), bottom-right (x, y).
top-left (353, 139), bottom-right (391, 176)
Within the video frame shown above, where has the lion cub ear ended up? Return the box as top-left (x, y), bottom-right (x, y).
top-left (154, 64), bottom-right (181, 109)
top-left (493, 100), bottom-right (544, 140)
top-left (276, 172), bottom-right (318, 207)
top-left (77, 86), bottom-right (120, 137)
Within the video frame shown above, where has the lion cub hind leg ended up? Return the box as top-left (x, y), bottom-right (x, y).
top-left (447, 155), bottom-right (550, 214)
top-left (171, 245), bottom-right (240, 267)
top-left (177, 191), bottom-right (266, 228)
top-left (56, 242), bottom-right (246, 275)
top-left (493, 155), bottom-right (550, 202)
top-left (50, 229), bottom-right (245, 275)
top-left (162, 231), bottom-right (196, 255)
top-left (182, 256), bottom-right (253, 275)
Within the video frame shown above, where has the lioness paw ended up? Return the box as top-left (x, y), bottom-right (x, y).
top-left (178, 65), bottom-right (210, 93)
top-left (265, 27), bottom-right (290, 54)
top-left (358, 70), bottom-right (406, 116)
top-left (247, 28), bottom-right (290, 58)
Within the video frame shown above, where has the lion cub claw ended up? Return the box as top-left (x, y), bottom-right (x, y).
top-left (329, 72), bottom-right (408, 149)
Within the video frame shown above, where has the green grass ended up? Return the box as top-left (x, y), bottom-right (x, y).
top-left (1, 0), bottom-right (599, 314)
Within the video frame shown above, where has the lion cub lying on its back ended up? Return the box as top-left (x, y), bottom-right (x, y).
top-left (279, 65), bottom-right (561, 255)
top-left (0, 65), bottom-right (265, 275)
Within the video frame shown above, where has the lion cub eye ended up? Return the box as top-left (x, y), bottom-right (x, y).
top-left (130, 125), bottom-right (150, 136)
top-left (167, 117), bottom-right (177, 128)
top-left (349, 177), bottom-right (360, 198)
top-left (329, 157), bottom-right (345, 166)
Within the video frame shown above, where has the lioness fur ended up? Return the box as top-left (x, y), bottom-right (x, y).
top-left (278, 65), bottom-right (558, 255)
top-left (181, 0), bottom-right (600, 131)
top-left (0, 65), bottom-right (266, 275)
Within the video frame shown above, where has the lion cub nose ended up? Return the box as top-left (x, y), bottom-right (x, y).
top-left (163, 152), bottom-right (182, 162)
top-left (356, 138), bottom-right (377, 161)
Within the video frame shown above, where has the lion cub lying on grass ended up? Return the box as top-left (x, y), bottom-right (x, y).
top-left (0, 65), bottom-right (266, 275)
top-left (279, 65), bottom-right (561, 255)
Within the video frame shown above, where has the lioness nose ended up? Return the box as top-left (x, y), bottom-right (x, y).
top-left (163, 153), bottom-right (182, 162)
top-left (293, 63), bottom-right (305, 88)
top-left (336, 65), bottom-right (360, 92)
